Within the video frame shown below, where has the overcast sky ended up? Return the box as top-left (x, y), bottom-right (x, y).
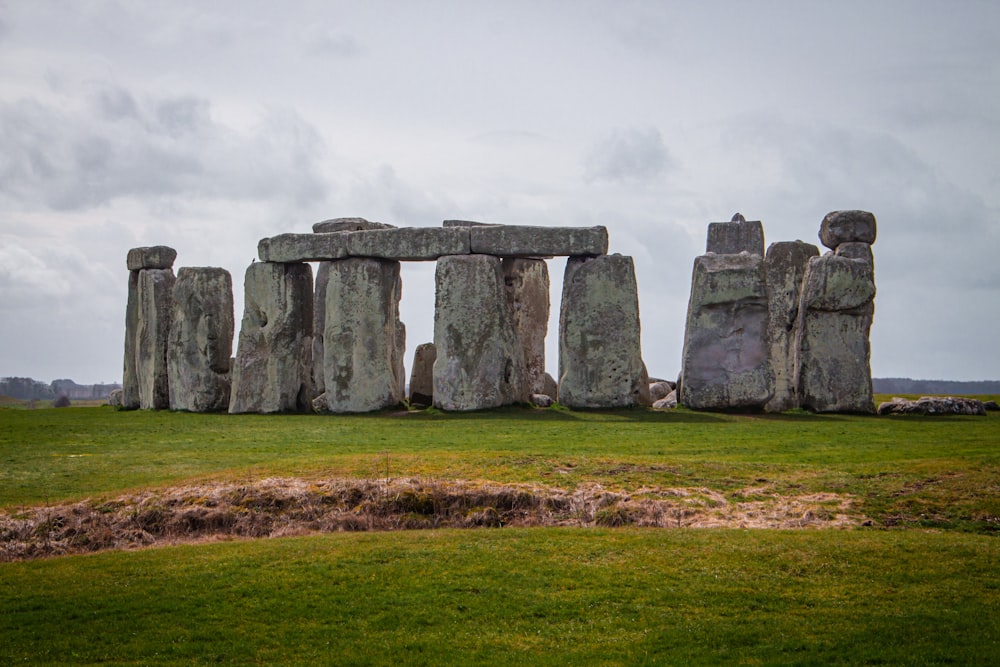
top-left (2, 1), bottom-right (998, 385)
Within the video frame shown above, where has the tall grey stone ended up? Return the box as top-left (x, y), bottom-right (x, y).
top-left (311, 261), bottom-right (331, 397)
top-left (502, 258), bottom-right (550, 395)
top-left (706, 216), bottom-right (765, 256)
top-left (136, 268), bottom-right (175, 410)
top-left (764, 241), bottom-right (819, 412)
top-left (229, 262), bottom-right (313, 414)
top-left (323, 257), bottom-right (404, 413)
top-left (121, 270), bottom-right (140, 410)
top-left (679, 253), bottom-right (773, 410)
top-left (433, 255), bottom-right (528, 411)
top-left (408, 343), bottom-right (437, 408)
top-left (167, 268), bottom-right (234, 412)
top-left (558, 254), bottom-right (649, 408)
top-left (794, 251), bottom-right (876, 413)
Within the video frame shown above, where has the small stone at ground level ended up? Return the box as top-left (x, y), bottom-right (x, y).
top-left (530, 394), bottom-right (555, 408)
top-left (877, 396), bottom-right (986, 416)
top-left (408, 343), bottom-right (437, 408)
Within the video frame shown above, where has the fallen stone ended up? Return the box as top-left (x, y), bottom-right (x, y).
top-left (408, 343), bottom-right (436, 408)
top-left (108, 388), bottom-right (124, 409)
top-left (121, 270), bottom-right (141, 410)
top-left (877, 396), bottom-right (987, 416)
top-left (127, 246), bottom-right (177, 271)
top-left (653, 391), bottom-right (678, 409)
top-left (470, 225), bottom-right (608, 257)
top-left (167, 267), bottom-right (234, 412)
top-left (136, 268), bottom-right (176, 410)
top-left (531, 394), bottom-right (555, 408)
top-left (433, 255), bottom-right (528, 411)
top-left (312, 218), bottom-right (395, 233)
top-left (706, 218), bottom-right (765, 256)
top-left (819, 210), bottom-right (877, 250)
top-left (558, 254), bottom-right (649, 408)
top-left (649, 381), bottom-right (673, 402)
top-left (680, 253), bottom-right (773, 410)
top-left (502, 258), bottom-right (550, 395)
top-left (348, 226), bottom-right (470, 261)
top-left (985, 400), bottom-right (1000, 411)
top-left (312, 392), bottom-right (330, 414)
top-left (323, 258), bottom-right (404, 413)
top-left (764, 241), bottom-right (819, 412)
top-left (229, 262), bottom-right (314, 414)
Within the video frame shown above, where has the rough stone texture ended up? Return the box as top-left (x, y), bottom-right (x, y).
top-left (408, 343), bottom-right (437, 408)
top-left (558, 254), bottom-right (649, 408)
top-left (323, 258), bottom-right (404, 413)
top-left (312, 218), bottom-right (395, 233)
top-left (531, 394), bottom-right (554, 408)
top-left (311, 261), bottom-right (331, 397)
top-left (706, 219), bottom-right (765, 256)
top-left (680, 253), bottom-right (773, 410)
top-left (502, 258), bottom-right (550, 395)
top-left (541, 372), bottom-right (558, 401)
top-left (984, 401), bottom-right (1000, 411)
top-left (108, 388), bottom-right (124, 409)
top-left (819, 210), bottom-right (877, 250)
top-left (649, 381), bottom-right (673, 402)
top-left (433, 255), bottom-right (528, 411)
top-left (442, 220), bottom-right (497, 227)
top-left (835, 241), bottom-right (874, 264)
top-left (653, 391), bottom-right (678, 409)
top-left (877, 396), bottom-right (986, 416)
top-left (764, 241), bottom-right (820, 412)
top-left (258, 233), bottom-right (350, 262)
top-left (167, 267), bottom-right (234, 412)
top-left (121, 270), bottom-right (141, 410)
top-left (127, 246), bottom-right (177, 271)
top-left (136, 268), bottom-right (176, 410)
top-left (470, 225), bottom-right (608, 257)
top-left (795, 253), bottom-right (876, 414)
top-left (229, 262), bottom-right (314, 414)
top-left (348, 226), bottom-right (470, 260)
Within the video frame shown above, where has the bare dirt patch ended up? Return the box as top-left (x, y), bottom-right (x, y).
top-left (1, 477), bottom-right (867, 561)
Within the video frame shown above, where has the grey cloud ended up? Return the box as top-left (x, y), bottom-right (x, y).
top-left (0, 85), bottom-right (328, 211)
top-left (304, 30), bottom-right (362, 58)
top-left (583, 127), bottom-right (673, 184)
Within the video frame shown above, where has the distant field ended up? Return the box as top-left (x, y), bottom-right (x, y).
top-left (1, 402), bottom-right (997, 663)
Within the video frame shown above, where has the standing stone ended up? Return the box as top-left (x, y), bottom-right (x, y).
top-left (323, 257), bottom-right (404, 413)
top-left (502, 258), bottom-right (550, 395)
top-left (121, 270), bottom-right (141, 410)
top-left (167, 267), bottom-right (234, 412)
top-left (794, 252), bottom-right (876, 413)
top-left (408, 343), bottom-right (437, 408)
top-left (706, 214), bottom-right (765, 256)
top-left (558, 254), bottom-right (649, 408)
top-left (136, 268), bottom-right (176, 410)
top-left (433, 255), bottom-right (528, 411)
top-left (764, 241), bottom-right (819, 412)
top-left (311, 261), bottom-right (331, 397)
top-left (679, 253), bottom-right (773, 410)
top-left (229, 262), bottom-right (313, 414)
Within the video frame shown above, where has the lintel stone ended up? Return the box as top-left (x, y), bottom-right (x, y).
top-left (312, 218), bottom-right (395, 233)
top-left (348, 226), bottom-right (471, 261)
top-left (258, 233), bottom-right (351, 263)
top-left (469, 225), bottom-right (608, 257)
top-left (127, 246), bottom-right (177, 271)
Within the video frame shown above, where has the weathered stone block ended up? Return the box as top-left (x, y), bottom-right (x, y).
top-left (706, 219), bottom-right (765, 256)
top-left (348, 226), bottom-right (470, 260)
top-left (502, 258), bottom-right (550, 395)
top-left (323, 258), bottom-right (404, 413)
top-left (311, 261), bottom-right (331, 397)
top-left (819, 210), bottom-right (877, 249)
top-left (167, 268), bottom-right (234, 412)
top-left (136, 268), bottom-right (175, 410)
top-left (258, 233), bottom-right (350, 262)
top-left (433, 255), bottom-right (528, 411)
top-left (795, 253), bottom-right (875, 413)
top-left (127, 246), bottom-right (177, 271)
top-left (312, 217), bottom-right (395, 233)
top-left (121, 270), bottom-right (140, 410)
top-left (229, 262), bottom-right (313, 413)
top-left (764, 241), bottom-right (819, 412)
top-left (408, 342), bottom-right (437, 408)
top-left (680, 253), bottom-right (773, 410)
top-left (442, 219), bottom-right (497, 227)
top-left (469, 225), bottom-right (608, 257)
top-left (558, 254), bottom-right (649, 408)
top-left (835, 241), bottom-right (873, 264)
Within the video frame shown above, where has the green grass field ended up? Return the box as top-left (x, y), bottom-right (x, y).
top-left (2, 402), bottom-right (998, 664)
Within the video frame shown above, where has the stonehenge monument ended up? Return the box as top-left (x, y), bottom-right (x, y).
top-left (121, 208), bottom-right (875, 416)
top-left (679, 210), bottom-right (876, 413)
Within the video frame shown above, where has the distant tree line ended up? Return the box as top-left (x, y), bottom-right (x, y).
top-left (0, 377), bottom-right (122, 401)
top-left (873, 378), bottom-right (1000, 395)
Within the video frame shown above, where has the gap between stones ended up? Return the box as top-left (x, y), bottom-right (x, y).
top-left (1, 477), bottom-right (865, 562)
